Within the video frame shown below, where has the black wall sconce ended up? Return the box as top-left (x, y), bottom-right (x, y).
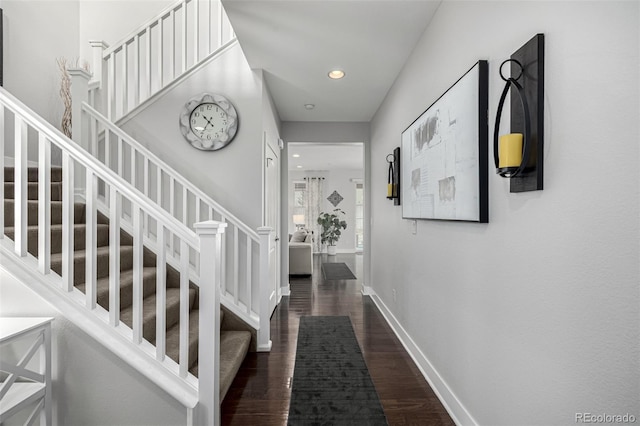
top-left (386, 147), bottom-right (400, 205)
top-left (494, 33), bottom-right (544, 192)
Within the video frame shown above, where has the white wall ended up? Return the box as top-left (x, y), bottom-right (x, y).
top-left (1, 0), bottom-right (79, 126)
top-left (78, 0), bottom-right (173, 62)
top-left (0, 268), bottom-right (185, 426)
top-left (369, 2), bottom-right (639, 425)
top-left (121, 42), bottom-right (266, 230)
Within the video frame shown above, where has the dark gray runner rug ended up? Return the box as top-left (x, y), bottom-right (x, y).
top-left (322, 262), bottom-right (357, 280)
top-left (288, 316), bottom-right (388, 425)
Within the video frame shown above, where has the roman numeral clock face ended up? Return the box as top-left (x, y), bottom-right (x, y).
top-left (179, 93), bottom-right (239, 151)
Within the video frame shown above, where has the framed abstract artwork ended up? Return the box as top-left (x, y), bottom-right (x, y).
top-left (401, 60), bottom-right (489, 223)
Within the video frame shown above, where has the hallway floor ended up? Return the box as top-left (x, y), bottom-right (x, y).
top-left (221, 253), bottom-right (454, 425)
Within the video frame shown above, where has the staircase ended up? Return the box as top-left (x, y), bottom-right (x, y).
top-left (1, 1), bottom-right (273, 423)
top-left (2, 165), bottom-right (252, 401)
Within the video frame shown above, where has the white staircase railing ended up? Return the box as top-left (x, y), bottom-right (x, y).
top-left (0, 86), bottom-right (231, 425)
top-left (71, 69), bottom-right (272, 351)
top-left (88, 0), bottom-right (235, 122)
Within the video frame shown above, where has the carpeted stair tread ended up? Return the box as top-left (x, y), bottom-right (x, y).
top-left (50, 245), bottom-right (134, 285)
top-left (187, 330), bottom-right (251, 401)
top-left (4, 223), bottom-right (110, 256)
top-left (75, 267), bottom-right (157, 311)
top-left (119, 288), bottom-right (197, 342)
top-left (4, 182), bottom-right (63, 201)
top-left (4, 200), bottom-right (85, 227)
top-left (4, 166), bottom-right (63, 182)
top-left (166, 309), bottom-right (200, 370)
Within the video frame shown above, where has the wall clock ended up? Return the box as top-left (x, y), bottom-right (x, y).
top-left (179, 93), bottom-right (239, 151)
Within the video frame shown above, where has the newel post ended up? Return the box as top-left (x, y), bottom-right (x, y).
top-left (257, 227), bottom-right (273, 352)
top-left (89, 40), bottom-right (108, 85)
top-left (68, 68), bottom-right (91, 148)
top-left (194, 220), bottom-right (227, 426)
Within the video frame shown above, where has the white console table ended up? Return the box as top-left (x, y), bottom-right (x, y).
top-left (0, 317), bottom-right (53, 425)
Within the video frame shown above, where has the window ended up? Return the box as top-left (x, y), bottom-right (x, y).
top-left (293, 181), bottom-right (307, 228)
top-left (355, 183), bottom-right (364, 251)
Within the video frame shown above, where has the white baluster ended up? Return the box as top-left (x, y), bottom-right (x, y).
top-left (107, 54), bottom-right (115, 120)
top-left (62, 152), bottom-right (75, 291)
top-left (105, 129), bottom-right (112, 170)
top-left (156, 223), bottom-right (167, 361)
top-left (133, 34), bottom-right (140, 106)
top-left (220, 216), bottom-right (226, 291)
top-left (157, 18), bottom-right (164, 90)
top-left (131, 146), bottom-right (136, 188)
top-left (157, 167), bottom-right (162, 206)
top-left (117, 136), bottom-right (123, 176)
top-left (246, 234), bottom-right (252, 315)
top-left (132, 204), bottom-right (144, 344)
top-left (122, 44), bottom-right (129, 117)
top-left (195, 197), bottom-right (201, 224)
top-left (179, 239), bottom-right (190, 378)
top-left (233, 226), bottom-right (239, 304)
top-left (14, 116), bottom-right (27, 257)
top-left (170, 9), bottom-right (176, 79)
top-left (146, 27), bottom-right (152, 98)
top-left (257, 227), bottom-right (273, 352)
top-left (85, 169), bottom-right (97, 309)
top-left (109, 186), bottom-right (121, 326)
top-left (182, 186), bottom-right (188, 226)
top-left (38, 134), bottom-right (51, 274)
top-left (194, 220), bottom-right (227, 426)
top-left (217, 1), bottom-right (223, 48)
top-left (181, 1), bottom-right (187, 72)
top-left (207, 0), bottom-right (212, 54)
top-left (193, 0), bottom-right (199, 63)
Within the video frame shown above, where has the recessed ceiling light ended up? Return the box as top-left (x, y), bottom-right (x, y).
top-left (296, 165), bottom-right (303, 169)
top-left (328, 70), bottom-right (345, 79)
top-left (304, 104), bottom-right (315, 110)
top-left (292, 154), bottom-right (300, 158)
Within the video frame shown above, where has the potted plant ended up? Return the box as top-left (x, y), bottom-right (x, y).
top-left (317, 209), bottom-right (347, 255)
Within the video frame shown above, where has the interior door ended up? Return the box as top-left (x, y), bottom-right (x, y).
top-left (264, 136), bottom-right (280, 314)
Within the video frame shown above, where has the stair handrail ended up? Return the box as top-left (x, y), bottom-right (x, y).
top-left (88, 0), bottom-right (235, 121)
top-left (0, 86), bottom-right (225, 423)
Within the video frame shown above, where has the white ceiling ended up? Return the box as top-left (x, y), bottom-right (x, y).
top-left (222, 0), bottom-right (442, 122)
top-left (288, 143), bottom-right (363, 171)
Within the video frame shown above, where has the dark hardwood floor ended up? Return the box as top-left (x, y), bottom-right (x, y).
top-left (221, 253), bottom-right (454, 425)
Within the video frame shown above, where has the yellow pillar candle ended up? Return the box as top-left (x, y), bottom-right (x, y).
top-left (499, 133), bottom-right (523, 168)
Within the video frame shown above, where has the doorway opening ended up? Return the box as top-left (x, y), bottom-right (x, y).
top-left (286, 142), bottom-right (365, 258)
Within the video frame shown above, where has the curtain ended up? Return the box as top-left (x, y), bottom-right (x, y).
top-left (305, 177), bottom-right (324, 253)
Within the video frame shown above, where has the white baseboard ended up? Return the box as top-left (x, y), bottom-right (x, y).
top-left (280, 282), bottom-right (291, 297)
top-left (367, 288), bottom-right (478, 426)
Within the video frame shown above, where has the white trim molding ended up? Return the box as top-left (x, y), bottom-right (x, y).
top-left (367, 288), bottom-right (478, 426)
